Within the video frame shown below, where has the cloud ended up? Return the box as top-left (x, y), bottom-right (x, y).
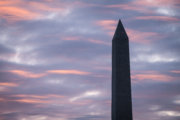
top-left (95, 20), bottom-right (162, 44)
top-left (0, 0), bottom-right (69, 22)
top-left (106, 0), bottom-right (180, 16)
top-left (0, 44), bottom-right (14, 55)
top-left (47, 70), bottom-right (90, 75)
top-left (95, 20), bottom-right (117, 30)
top-left (127, 29), bottom-right (162, 44)
top-left (131, 70), bottom-right (179, 83)
top-left (70, 90), bottom-right (101, 102)
top-left (106, 4), bottom-right (150, 13)
top-left (62, 36), bottom-right (110, 46)
top-left (133, 0), bottom-right (180, 8)
top-left (132, 53), bottom-right (178, 63)
top-left (13, 94), bottom-right (64, 99)
top-left (0, 93), bottom-right (66, 106)
top-left (132, 73), bottom-right (175, 82)
top-left (170, 70), bottom-right (180, 74)
top-left (62, 36), bottom-right (81, 41)
top-left (95, 20), bottom-right (116, 36)
top-left (0, 82), bottom-right (18, 87)
top-left (157, 111), bottom-right (180, 117)
top-left (0, 0), bottom-right (179, 120)
top-left (8, 69), bottom-right (90, 78)
top-left (14, 99), bottom-right (49, 104)
top-left (9, 70), bottom-right (46, 78)
top-left (0, 6), bottom-right (41, 22)
top-left (135, 16), bottom-right (180, 22)
top-left (19, 115), bottom-right (48, 120)
top-left (72, 115), bottom-right (107, 120)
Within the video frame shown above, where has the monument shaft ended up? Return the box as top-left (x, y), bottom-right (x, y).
top-left (112, 20), bottom-right (133, 120)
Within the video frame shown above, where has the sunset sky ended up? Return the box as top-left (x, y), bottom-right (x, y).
top-left (0, 0), bottom-right (180, 120)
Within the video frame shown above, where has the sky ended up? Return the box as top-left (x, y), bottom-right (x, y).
top-left (0, 0), bottom-right (180, 120)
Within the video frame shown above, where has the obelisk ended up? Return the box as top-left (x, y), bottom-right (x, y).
top-left (112, 20), bottom-right (133, 120)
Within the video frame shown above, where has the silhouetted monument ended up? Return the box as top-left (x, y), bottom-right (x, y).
top-left (112, 20), bottom-right (133, 120)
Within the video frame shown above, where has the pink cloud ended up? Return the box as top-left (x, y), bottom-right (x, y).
top-left (106, 4), bottom-right (151, 14)
top-left (9, 70), bottom-right (46, 78)
top-left (0, 82), bottom-right (18, 87)
top-left (14, 99), bottom-right (49, 104)
top-left (0, 94), bottom-right (66, 105)
top-left (0, 0), bottom-right (67, 22)
top-left (96, 20), bottom-right (162, 44)
top-left (8, 69), bottom-right (90, 78)
top-left (170, 70), bottom-right (180, 74)
top-left (135, 16), bottom-right (180, 22)
top-left (126, 29), bottom-right (163, 44)
top-left (14, 94), bottom-right (65, 99)
top-left (0, 6), bottom-right (41, 22)
top-left (47, 70), bottom-right (90, 75)
top-left (95, 20), bottom-right (116, 31)
top-left (95, 20), bottom-right (118, 36)
top-left (106, 0), bottom-right (179, 15)
top-left (132, 74), bottom-right (173, 82)
top-left (131, 71), bottom-right (177, 83)
top-left (133, 0), bottom-right (180, 8)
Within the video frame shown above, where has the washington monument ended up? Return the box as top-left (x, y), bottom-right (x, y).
top-left (111, 20), bottom-right (133, 120)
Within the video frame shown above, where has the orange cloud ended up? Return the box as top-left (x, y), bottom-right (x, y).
top-left (9, 70), bottom-right (46, 78)
top-left (135, 16), bottom-right (180, 22)
top-left (132, 72), bottom-right (175, 82)
top-left (15, 99), bottom-right (49, 104)
top-left (1, 93), bottom-right (70, 106)
top-left (0, 82), bottom-right (18, 87)
top-left (14, 94), bottom-right (64, 99)
top-left (12, 94), bottom-right (66, 104)
top-left (8, 69), bottom-right (90, 78)
top-left (0, 0), bottom-right (20, 5)
top-left (47, 70), bottom-right (90, 75)
top-left (0, 0), bottom-right (67, 22)
top-left (0, 6), bottom-right (41, 21)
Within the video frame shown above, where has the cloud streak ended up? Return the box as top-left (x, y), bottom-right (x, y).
top-left (135, 16), bottom-right (180, 22)
top-left (8, 69), bottom-right (91, 78)
top-left (0, 0), bottom-right (69, 22)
